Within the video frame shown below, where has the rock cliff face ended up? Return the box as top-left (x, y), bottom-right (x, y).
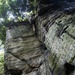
top-left (5, 1), bottom-right (75, 75)
top-left (5, 21), bottom-right (50, 75)
top-left (36, 5), bottom-right (75, 75)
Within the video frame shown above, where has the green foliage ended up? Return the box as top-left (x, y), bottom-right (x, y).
top-left (30, 0), bottom-right (40, 13)
top-left (0, 24), bottom-right (6, 44)
top-left (0, 0), bottom-right (10, 18)
top-left (0, 51), bottom-right (4, 75)
top-left (0, 0), bottom-right (40, 21)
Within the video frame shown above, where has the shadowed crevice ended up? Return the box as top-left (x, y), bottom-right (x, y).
top-left (64, 62), bottom-right (75, 75)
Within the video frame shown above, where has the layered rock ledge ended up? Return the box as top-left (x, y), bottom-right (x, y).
top-left (5, 21), bottom-right (50, 75)
top-left (36, 4), bottom-right (75, 75)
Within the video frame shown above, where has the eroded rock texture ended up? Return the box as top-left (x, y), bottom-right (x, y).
top-left (5, 1), bottom-right (75, 75)
top-left (36, 2), bottom-right (75, 75)
top-left (5, 21), bottom-right (50, 75)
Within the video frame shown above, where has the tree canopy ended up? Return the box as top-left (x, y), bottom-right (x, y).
top-left (0, 0), bottom-right (39, 44)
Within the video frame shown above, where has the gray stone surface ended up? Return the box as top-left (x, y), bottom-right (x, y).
top-left (5, 21), bottom-right (50, 75)
top-left (5, 3), bottom-right (75, 75)
top-left (37, 10), bottom-right (75, 75)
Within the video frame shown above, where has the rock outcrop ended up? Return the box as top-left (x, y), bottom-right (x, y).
top-left (5, 1), bottom-right (75, 75)
top-left (36, 1), bottom-right (75, 75)
top-left (4, 21), bottom-right (50, 75)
